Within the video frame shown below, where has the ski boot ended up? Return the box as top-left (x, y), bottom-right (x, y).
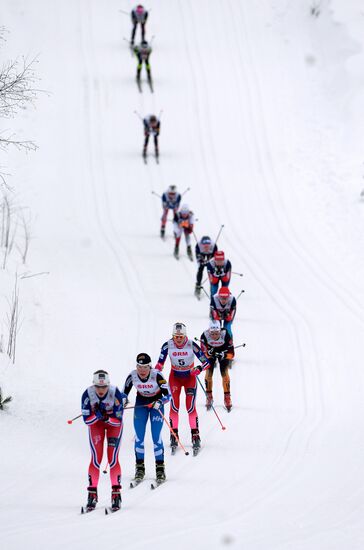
top-left (85, 486), bottom-right (97, 512)
top-left (160, 226), bottom-right (165, 239)
top-left (224, 392), bottom-right (232, 412)
top-left (191, 428), bottom-right (201, 456)
top-left (174, 245), bottom-right (179, 260)
top-left (206, 391), bottom-right (213, 411)
top-left (187, 245), bottom-right (193, 261)
top-left (111, 485), bottom-right (121, 512)
top-left (170, 428), bottom-right (178, 454)
top-left (156, 461), bottom-right (166, 484)
top-left (134, 460), bottom-right (145, 482)
top-left (194, 284), bottom-right (201, 299)
top-left (142, 146), bottom-right (147, 161)
top-left (155, 145), bottom-right (159, 161)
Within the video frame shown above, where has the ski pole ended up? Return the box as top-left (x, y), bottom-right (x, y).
top-left (214, 224), bottom-right (224, 246)
top-left (67, 414), bottom-right (82, 424)
top-left (235, 343), bottom-right (246, 350)
top-left (134, 110), bottom-right (143, 122)
top-left (158, 109), bottom-right (164, 121)
top-left (151, 190), bottom-right (162, 199)
top-left (236, 289), bottom-right (245, 301)
top-left (196, 376), bottom-right (226, 431)
top-left (201, 285), bottom-right (210, 299)
top-left (158, 409), bottom-right (190, 456)
top-left (67, 402), bottom-right (148, 425)
top-left (119, 9), bottom-right (130, 15)
top-left (232, 271), bottom-right (243, 277)
top-left (181, 187), bottom-right (190, 197)
top-left (192, 230), bottom-right (199, 243)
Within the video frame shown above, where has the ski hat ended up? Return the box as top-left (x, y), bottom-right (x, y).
top-left (218, 287), bottom-right (230, 298)
top-left (141, 40), bottom-right (149, 48)
top-left (93, 370), bottom-right (110, 387)
top-left (180, 204), bottom-right (189, 218)
top-left (201, 236), bottom-right (211, 246)
top-left (172, 322), bottom-right (187, 337)
top-left (214, 251), bottom-right (225, 264)
top-left (168, 185), bottom-right (177, 196)
top-left (209, 320), bottom-right (221, 333)
top-left (136, 353), bottom-right (152, 366)
top-left (136, 5), bottom-right (145, 14)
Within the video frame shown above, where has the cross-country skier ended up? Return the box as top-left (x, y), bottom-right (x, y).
top-left (173, 204), bottom-right (194, 260)
top-left (122, 353), bottom-right (171, 485)
top-left (194, 235), bottom-right (217, 298)
top-left (130, 4), bottom-right (148, 46)
top-left (206, 250), bottom-right (232, 296)
top-left (134, 40), bottom-right (152, 88)
top-left (210, 287), bottom-right (237, 337)
top-left (81, 370), bottom-right (127, 512)
top-left (155, 322), bottom-right (209, 454)
top-left (160, 185), bottom-right (181, 239)
top-left (143, 114), bottom-right (160, 160)
top-left (200, 320), bottom-right (235, 412)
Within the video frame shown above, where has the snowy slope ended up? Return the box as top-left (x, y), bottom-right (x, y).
top-left (1, 1), bottom-right (364, 549)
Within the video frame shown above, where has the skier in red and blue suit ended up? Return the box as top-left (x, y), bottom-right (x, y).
top-left (81, 370), bottom-right (127, 512)
top-left (155, 322), bottom-right (209, 453)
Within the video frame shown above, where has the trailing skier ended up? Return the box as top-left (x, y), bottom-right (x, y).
top-left (123, 353), bottom-right (171, 486)
top-left (173, 204), bottom-right (194, 260)
top-left (143, 114), bottom-right (160, 160)
top-left (200, 321), bottom-right (235, 412)
top-left (134, 40), bottom-right (153, 91)
top-left (207, 250), bottom-right (232, 296)
top-left (210, 287), bottom-right (237, 337)
top-left (130, 4), bottom-right (148, 46)
top-left (160, 185), bottom-right (181, 239)
top-left (194, 235), bottom-right (217, 298)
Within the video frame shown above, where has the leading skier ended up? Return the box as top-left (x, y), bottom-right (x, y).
top-left (81, 370), bottom-right (127, 512)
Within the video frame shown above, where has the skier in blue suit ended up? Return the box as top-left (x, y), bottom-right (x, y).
top-left (123, 352), bottom-right (171, 484)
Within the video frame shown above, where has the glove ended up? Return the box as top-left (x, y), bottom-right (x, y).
top-left (147, 400), bottom-right (162, 410)
top-left (155, 362), bottom-right (163, 372)
top-left (215, 351), bottom-right (226, 360)
top-left (94, 403), bottom-right (108, 421)
top-left (190, 365), bottom-right (203, 376)
top-left (122, 397), bottom-right (129, 408)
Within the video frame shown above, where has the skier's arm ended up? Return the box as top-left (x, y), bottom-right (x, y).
top-left (155, 341), bottom-right (169, 371)
top-left (225, 299), bottom-right (237, 322)
top-left (192, 341), bottom-right (209, 370)
top-left (156, 373), bottom-right (171, 404)
top-left (81, 390), bottom-right (98, 426)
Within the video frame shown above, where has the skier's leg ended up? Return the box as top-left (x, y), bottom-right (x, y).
top-left (143, 134), bottom-right (149, 156)
top-left (106, 423), bottom-right (123, 487)
top-left (196, 264), bottom-right (204, 286)
top-left (154, 135), bottom-right (159, 157)
top-left (185, 375), bottom-right (198, 430)
top-left (133, 406), bottom-right (149, 462)
top-left (223, 320), bottom-right (233, 338)
top-left (87, 423), bottom-right (106, 488)
top-left (150, 406), bottom-right (164, 462)
top-left (169, 371), bottom-right (181, 430)
top-left (219, 359), bottom-right (231, 393)
top-left (131, 22), bottom-right (137, 45)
